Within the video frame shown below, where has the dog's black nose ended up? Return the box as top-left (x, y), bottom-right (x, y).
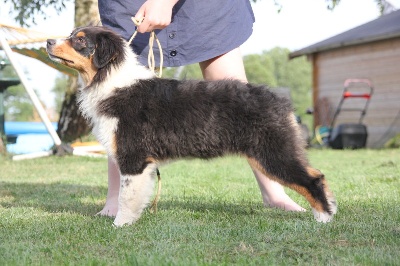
top-left (47, 39), bottom-right (56, 47)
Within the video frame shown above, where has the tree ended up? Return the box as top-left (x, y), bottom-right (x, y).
top-left (1, 0), bottom-right (100, 142)
top-left (325, 0), bottom-right (396, 14)
top-left (4, 0), bottom-right (394, 27)
top-left (244, 54), bottom-right (277, 86)
top-left (51, 0), bottom-right (100, 142)
top-left (163, 64), bottom-right (204, 80)
top-left (52, 74), bottom-right (68, 114)
top-left (4, 85), bottom-right (36, 121)
top-left (266, 47), bottom-right (312, 115)
top-left (6, 0), bottom-right (72, 26)
top-left (1, 58), bottom-right (36, 121)
top-left (3, 0), bottom-right (393, 143)
top-left (243, 48), bottom-right (312, 127)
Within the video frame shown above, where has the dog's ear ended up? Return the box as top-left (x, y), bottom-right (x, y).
top-left (93, 30), bottom-right (124, 69)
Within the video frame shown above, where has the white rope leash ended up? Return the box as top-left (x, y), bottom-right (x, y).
top-left (128, 17), bottom-right (163, 78)
top-left (149, 169), bottom-right (162, 214)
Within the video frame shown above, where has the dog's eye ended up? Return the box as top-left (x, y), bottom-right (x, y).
top-left (72, 37), bottom-right (87, 49)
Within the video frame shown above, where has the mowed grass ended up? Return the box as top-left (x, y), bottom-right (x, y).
top-left (0, 149), bottom-right (399, 265)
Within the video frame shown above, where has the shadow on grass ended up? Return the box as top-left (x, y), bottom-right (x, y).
top-left (0, 181), bottom-right (105, 216)
top-left (4, 181), bottom-right (399, 226)
top-left (158, 196), bottom-right (266, 215)
top-left (0, 181), bottom-right (284, 218)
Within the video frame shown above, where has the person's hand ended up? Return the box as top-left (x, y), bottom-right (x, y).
top-left (134, 0), bottom-right (179, 33)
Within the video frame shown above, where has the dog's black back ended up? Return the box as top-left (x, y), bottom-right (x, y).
top-left (98, 78), bottom-right (303, 175)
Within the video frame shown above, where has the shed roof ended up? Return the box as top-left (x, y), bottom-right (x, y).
top-left (289, 9), bottom-right (400, 59)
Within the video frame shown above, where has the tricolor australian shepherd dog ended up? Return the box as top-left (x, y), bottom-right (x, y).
top-left (46, 26), bottom-right (337, 227)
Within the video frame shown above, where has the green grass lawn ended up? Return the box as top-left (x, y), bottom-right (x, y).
top-left (0, 149), bottom-right (399, 265)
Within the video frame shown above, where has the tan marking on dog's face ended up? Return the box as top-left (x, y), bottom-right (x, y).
top-left (47, 33), bottom-right (97, 84)
top-left (48, 41), bottom-right (85, 67)
top-left (76, 31), bottom-right (86, 37)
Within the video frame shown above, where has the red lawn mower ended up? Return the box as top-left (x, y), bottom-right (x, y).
top-left (328, 79), bottom-right (374, 149)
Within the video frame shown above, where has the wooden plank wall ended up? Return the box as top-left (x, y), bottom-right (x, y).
top-left (314, 37), bottom-right (400, 147)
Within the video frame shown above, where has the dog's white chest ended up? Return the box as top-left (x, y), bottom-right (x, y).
top-left (92, 116), bottom-right (118, 154)
top-left (78, 89), bottom-right (118, 156)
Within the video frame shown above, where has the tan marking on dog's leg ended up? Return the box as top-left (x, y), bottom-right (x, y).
top-left (286, 183), bottom-right (324, 211)
top-left (247, 157), bottom-right (305, 211)
top-left (113, 163), bottom-right (157, 227)
top-left (145, 157), bottom-right (158, 164)
top-left (298, 167), bottom-right (337, 223)
top-left (322, 179), bottom-right (337, 214)
top-left (319, 176), bottom-right (337, 216)
top-left (247, 157), bottom-right (336, 222)
top-left (288, 113), bottom-right (308, 150)
top-left (111, 134), bottom-right (118, 156)
top-left (287, 168), bottom-right (336, 223)
top-left (306, 166), bottom-right (323, 179)
top-left (247, 157), bottom-right (270, 179)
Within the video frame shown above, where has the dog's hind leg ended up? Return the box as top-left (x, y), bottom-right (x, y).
top-left (248, 157), bottom-right (337, 222)
top-left (113, 163), bottom-right (157, 227)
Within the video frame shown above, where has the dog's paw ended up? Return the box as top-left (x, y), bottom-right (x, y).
top-left (113, 218), bottom-right (133, 227)
top-left (329, 199), bottom-right (338, 215)
top-left (312, 208), bottom-right (334, 223)
top-left (312, 194), bottom-right (337, 223)
top-left (113, 212), bottom-right (137, 227)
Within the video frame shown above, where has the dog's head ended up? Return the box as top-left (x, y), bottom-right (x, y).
top-left (46, 26), bottom-right (126, 84)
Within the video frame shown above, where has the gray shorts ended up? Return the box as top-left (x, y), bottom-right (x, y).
top-left (99, 0), bottom-right (255, 67)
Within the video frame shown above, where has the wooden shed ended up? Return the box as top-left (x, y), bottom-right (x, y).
top-left (290, 10), bottom-right (400, 148)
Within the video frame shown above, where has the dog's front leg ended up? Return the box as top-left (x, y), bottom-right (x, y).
top-left (113, 163), bottom-right (157, 227)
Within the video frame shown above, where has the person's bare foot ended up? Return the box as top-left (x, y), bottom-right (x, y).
top-left (252, 169), bottom-right (306, 212)
top-left (262, 194), bottom-right (306, 212)
top-left (97, 196), bottom-right (118, 217)
top-left (98, 158), bottom-right (120, 217)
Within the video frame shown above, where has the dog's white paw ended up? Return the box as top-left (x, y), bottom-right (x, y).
top-left (312, 208), bottom-right (333, 223)
top-left (113, 212), bottom-right (137, 227)
top-left (330, 200), bottom-right (338, 215)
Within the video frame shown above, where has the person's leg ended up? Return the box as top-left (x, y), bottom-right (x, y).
top-left (199, 48), bottom-right (247, 82)
top-left (253, 168), bottom-right (305, 211)
top-left (199, 47), bottom-right (305, 211)
top-left (97, 157), bottom-right (120, 217)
